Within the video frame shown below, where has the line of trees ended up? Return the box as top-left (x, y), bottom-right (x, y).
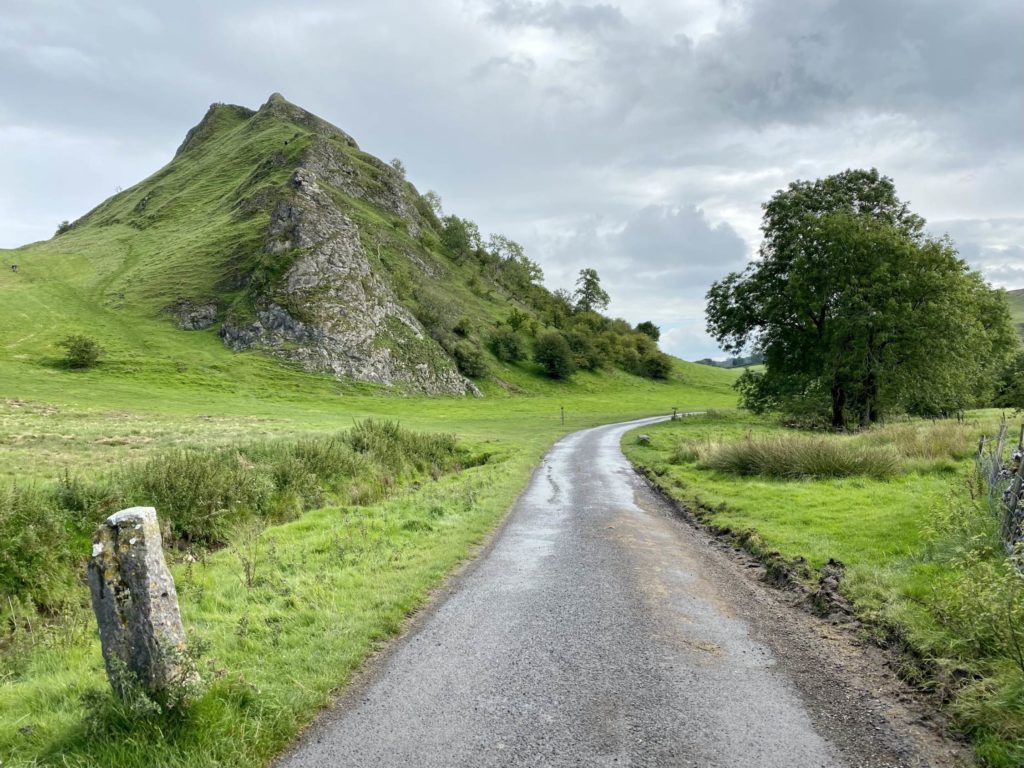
top-left (414, 200), bottom-right (671, 383)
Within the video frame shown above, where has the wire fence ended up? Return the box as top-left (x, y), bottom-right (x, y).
top-left (976, 419), bottom-right (1024, 567)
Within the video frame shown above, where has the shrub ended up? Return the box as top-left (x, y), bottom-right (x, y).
top-left (346, 419), bottom-right (459, 476)
top-left (639, 351), bottom-right (672, 379)
top-left (488, 328), bottom-right (527, 363)
top-left (699, 435), bottom-right (900, 479)
top-left (534, 332), bottom-right (576, 379)
top-left (0, 422), bottom-right (467, 611)
top-left (58, 335), bottom-right (104, 369)
top-left (566, 330), bottom-right (603, 371)
top-left (412, 288), bottom-right (459, 341)
top-left (0, 484), bottom-right (77, 610)
top-left (55, 220), bottom-right (73, 236)
top-left (119, 449), bottom-right (275, 545)
top-left (505, 308), bottom-right (528, 331)
top-left (452, 341), bottom-right (488, 378)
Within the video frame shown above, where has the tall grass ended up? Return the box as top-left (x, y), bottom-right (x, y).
top-left (861, 420), bottom-right (977, 462)
top-left (690, 419), bottom-right (977, 480)
top-left (698, 435), bottom-right (901, 479)
top-left (0, 420), bottom-right (466, 614)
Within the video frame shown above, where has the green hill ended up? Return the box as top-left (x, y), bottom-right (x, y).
top-left (0, 93), bottom-right (722, 402)
top-left (0, 93), bottom-right (740, 458)
top-left (1007, 288), bottom-right (1024, 339)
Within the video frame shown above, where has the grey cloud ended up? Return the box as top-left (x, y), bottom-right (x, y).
top-left (1, 1), bottom-right (1021, 360)
top-left (934, 218), bottom-right (1024, 288)
top-left (485, 1), bottom-right (626, 33)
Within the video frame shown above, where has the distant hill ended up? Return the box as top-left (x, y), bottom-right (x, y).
top-left (695, 353), bottom-right (764, 369)
top-left (1007, 288), bottom-right (1024, 339)
top-left (0, 93), bottom-right (706, 396)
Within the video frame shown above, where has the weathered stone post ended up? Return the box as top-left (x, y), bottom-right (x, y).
top-left (88, 507), bottom-right (190, 698)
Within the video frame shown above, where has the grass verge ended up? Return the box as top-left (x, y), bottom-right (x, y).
top-left (623, 411), bottom-right (1024, 767)
top-left (0, 433), bottom-right (525, 767)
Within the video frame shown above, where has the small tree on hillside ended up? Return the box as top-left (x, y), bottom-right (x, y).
top-left (574, 268), bottom-right (610, 313)
top-left (489, 328), bottom-right (527, 363)
top-left (423, 190), bottom-right (443, 217)
top-left (58, 335), bottom-right (104, 369)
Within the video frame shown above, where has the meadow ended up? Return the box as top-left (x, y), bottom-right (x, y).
top-left (0, 320), bottom-right (739, 767)
top-left (624, 412), bottom-right (1024, 767)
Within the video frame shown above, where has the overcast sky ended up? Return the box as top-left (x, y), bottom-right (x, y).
top-left (2, 0), bottom-right (1021, 359)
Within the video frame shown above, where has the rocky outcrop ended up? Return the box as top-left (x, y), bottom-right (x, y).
top-left (298, 139), bottom-right (424, 236)
top-left (220, 167), bottom-right (476, 395)
top-left (167, 300), bottom-right (217, 330)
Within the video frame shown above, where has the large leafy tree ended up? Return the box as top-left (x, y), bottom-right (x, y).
top-left (706, 169), bottom-right (1017, 427)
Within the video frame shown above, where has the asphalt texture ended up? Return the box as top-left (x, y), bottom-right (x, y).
top-left (277, 417), bottom-right (967, 768)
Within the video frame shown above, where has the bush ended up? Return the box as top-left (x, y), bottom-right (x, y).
top-left (699, 435), bottom-right (900, 479)
top-left (0, 421), bottom-right (467, 612)
top-left (55, 220), bottom-right (73, 236)
top-left (639, 351), bottom-right (672, 379)
top-left (120, 450), bottom-right (275, 545)
top-left (58, 335), bottom-right (104, 369)
top-left (566, 330), bottom-right (603, 371)
top-left (412, 288), bottom-right (459, 341)
top-left (488, 328), bottom-right (527, 363)
top-left (0, 485), bottom-right (77, 610)
top-left (452, 341), bottom-right (488, 378)
top-left (534, 332), bottom-right (576, 379)
top-left (346, 419), bottom-right (459, 476)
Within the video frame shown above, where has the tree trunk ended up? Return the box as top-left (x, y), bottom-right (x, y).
top-left (831, 382), bottom-right (847, 428)
top-left (860, 370), bottom-right (879, 427)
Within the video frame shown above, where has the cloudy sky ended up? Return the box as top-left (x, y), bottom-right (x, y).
top-left (2, 0), bottom-right (1021, 359)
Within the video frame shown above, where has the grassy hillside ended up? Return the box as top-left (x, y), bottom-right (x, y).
top-left (1006, 288), bottom-right (1024, 339)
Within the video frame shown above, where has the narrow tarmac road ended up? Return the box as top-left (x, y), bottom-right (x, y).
top-left (278, 417), bottom-right (965, 768)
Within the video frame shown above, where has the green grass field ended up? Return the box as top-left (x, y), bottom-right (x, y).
top-left (623, 412), bottom-right (1024, 767)
top-left (0, 303), bottom-right (740, 767)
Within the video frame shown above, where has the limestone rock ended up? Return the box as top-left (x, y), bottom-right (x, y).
top-left (88, 507), bottom-right (190, 698)
top-left (219, 167), bottom-right (478, 396)
top-left (167, 300), bottom-right (217, 330)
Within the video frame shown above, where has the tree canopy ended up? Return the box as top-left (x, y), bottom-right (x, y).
top-left (706, 169), bottom-right (1018, 427)
top-left (574, 268), bottom-right (610, 313)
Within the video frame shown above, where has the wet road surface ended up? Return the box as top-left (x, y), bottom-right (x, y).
top-left (277, 417), bottom-right (960, 768)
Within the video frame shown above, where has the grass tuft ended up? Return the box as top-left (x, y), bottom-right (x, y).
top-left (698, 434), bottom-right (901, 479)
